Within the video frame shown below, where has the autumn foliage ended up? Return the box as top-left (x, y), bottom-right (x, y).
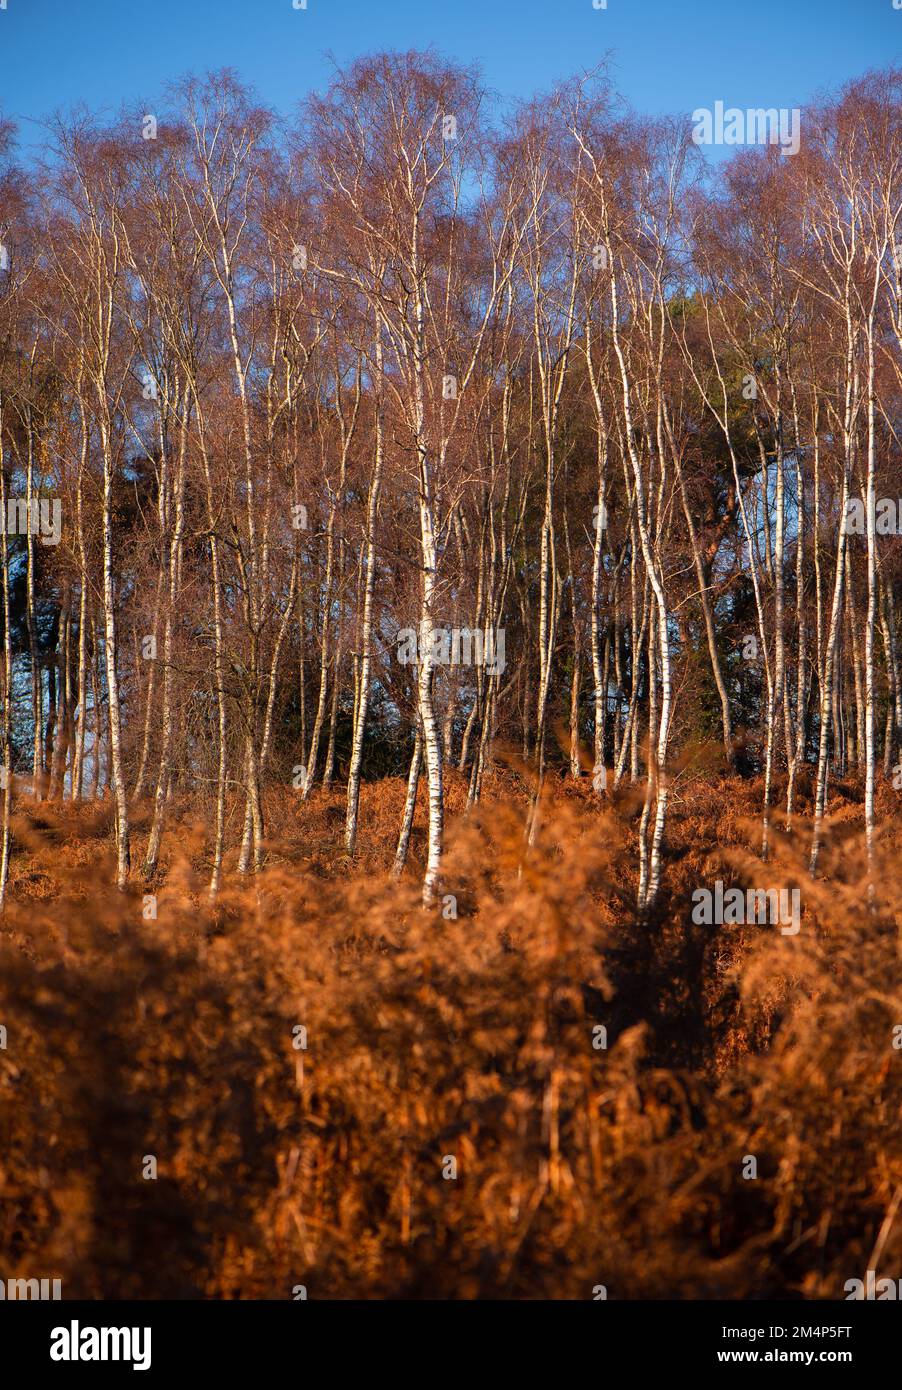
top-left (0, 49), bottom-right (901, 1301)
top-left (1, 771), bottom-right (899, 1299)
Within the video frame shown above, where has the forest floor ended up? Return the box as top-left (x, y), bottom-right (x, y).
top-left (0, 764), bottom-right (899, 1298)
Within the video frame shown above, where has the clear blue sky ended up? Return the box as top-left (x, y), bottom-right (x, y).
top-left (0, 0), bottom-right (899, 157)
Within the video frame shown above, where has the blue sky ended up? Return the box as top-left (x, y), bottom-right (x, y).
top-left (0, 0), bottom-right (899, 157)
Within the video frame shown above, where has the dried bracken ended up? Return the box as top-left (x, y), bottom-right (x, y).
top-left (0, 775), bottom-right (899, 1299)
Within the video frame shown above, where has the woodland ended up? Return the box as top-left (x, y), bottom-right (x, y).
top-left (0, 55), bottom-right (900, 1299)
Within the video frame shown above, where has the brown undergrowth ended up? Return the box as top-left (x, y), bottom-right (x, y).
top-left (0, 772), bottom-right (900, 1298)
